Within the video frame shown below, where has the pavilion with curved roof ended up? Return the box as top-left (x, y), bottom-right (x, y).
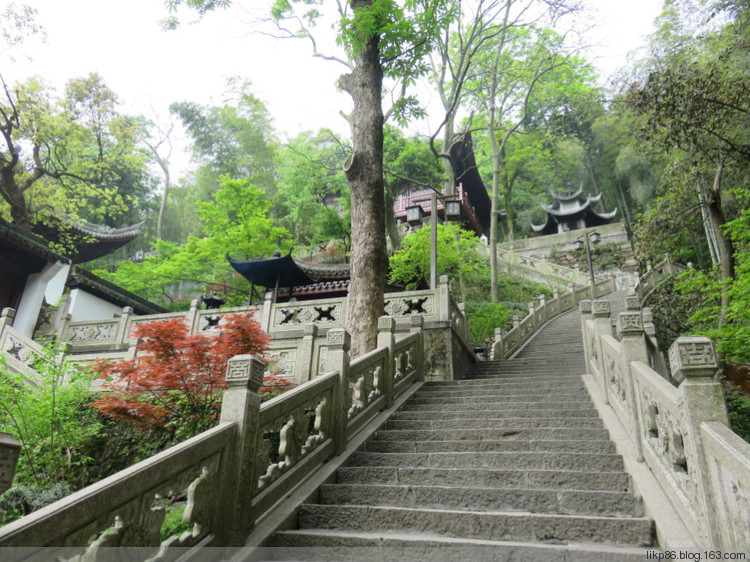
top-left (531, 186), bottom-right (618, 236)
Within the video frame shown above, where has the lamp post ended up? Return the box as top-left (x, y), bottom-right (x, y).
top-left (574, 230), bottom-right (601, 299)
top-left (406, 193), bottom-right (463, 289)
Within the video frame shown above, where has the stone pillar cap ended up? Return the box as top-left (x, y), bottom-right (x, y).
top-left (669, 336), bottom-right (718, 382)
top-left (225, 354), bottom-right (265, 391)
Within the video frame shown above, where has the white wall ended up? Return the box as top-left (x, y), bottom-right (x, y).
top-left (68, 289), bottom-right (123, 322)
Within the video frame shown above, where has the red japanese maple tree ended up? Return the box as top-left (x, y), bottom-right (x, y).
top-left (91, 314), bottom-right (289, 437)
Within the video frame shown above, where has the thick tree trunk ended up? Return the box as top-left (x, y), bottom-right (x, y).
top-left (339, 6), bottom-right (387, 357)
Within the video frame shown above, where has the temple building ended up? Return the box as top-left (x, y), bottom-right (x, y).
top-left (393, 132), bottom-right (493, 238)
top-left (0, 218), bottom-right (164, 336)
top-left (531, 186), bottom-right (618, 236)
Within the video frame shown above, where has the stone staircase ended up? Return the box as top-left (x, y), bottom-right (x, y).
top-left (269, 308), bottom-right (656, 559)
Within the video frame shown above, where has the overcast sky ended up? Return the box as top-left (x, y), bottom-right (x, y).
top-left (2, 0), bottom-right (664, 174)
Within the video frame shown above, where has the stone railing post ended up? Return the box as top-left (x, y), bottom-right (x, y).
top-left (0, 308), bottom-right (15, 333)
top-left (438, 275), bottom-right (451, 322)
top-left (579, 300), bottom-right (593, 369)
top-left (409, 316), bottom-right (425, 381)
top-left (261, 291), bottom-right (274, 333)
top-left (377, 316), bottom-right (396, 407)
top-left (669, 337), bottom-right (730, 547)
top-left (187, 298), bottom-right (201, 334)
top-left (618, 311), bottom-right (649, 461)
top-left (326, 328), bottom-right (351, 455)
top-left (299, 324), bottom-right (318, 383)
top-left (219, 354), bottom-right (265, 545)
top-left (491, 327), bottom-right (503, 362)
top-left (115, 306), bottom-right (133, 347)
top-left (592, 300), bottom-right (612, 403)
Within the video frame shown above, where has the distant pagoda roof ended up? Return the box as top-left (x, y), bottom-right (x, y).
top-left (531, 186), bottom-right (617, 236)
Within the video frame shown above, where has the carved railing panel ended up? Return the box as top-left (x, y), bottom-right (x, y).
top-left (346, 348), bottom-right (388, 429)
top-left (701, 422), bottom-right (750, 552)
top-left (0, 424), bottom-right (234, 550)
top-left (631, 362), bottom-right (701, 536)
top-left (66, 319), bottom-right (119, 344)
top-left (385, 293), bottom-right (436, 319)
top-left (195, 306), bottom-right (261, 333)
top-left (271, 300), bottom-right (345, 330)
top-left (253, 374), bottom-right (336, 510)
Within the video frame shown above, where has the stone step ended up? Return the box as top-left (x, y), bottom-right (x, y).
top-left (318, 483), bottom-right (642, 518)
top-left (373, 427), bottom-right (612, 442)
top-left (384, 417), bottom-right (604, 431)
top-left (292, 505), bottom-right (654, 547)
top-left (400, 400), bottom-right (597, 413)
top-left (335, 466), bottom-right (632, 491)
top-left (424, 375), bottom-right (584, 387)
top-left (391, 408), bottom-right (599, 420)
top-left (364, 438), bottom-right (616, 455)
top-left (406, 391), bottom-right (592, 405)
top-left (415, 383), bottom-right (590, 395)
top-left (348, 451), bottom-right (624, 472)
top-left (269, 529), bottom-right (652, 560)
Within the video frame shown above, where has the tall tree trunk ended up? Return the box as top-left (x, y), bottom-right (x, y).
top-left (706, 159), bottom-right (735, 328)
top-left (339, 1), bottom-right (387, 357)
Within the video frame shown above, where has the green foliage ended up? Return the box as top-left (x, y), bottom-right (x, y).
top-left (0, 482), bottom-right (71, 526)
top-left (722, 381), bottom-right (750, 443)
top-left (676, 208), bottom-right (750, 362)
top-left (96, 177), bottom-right (292, 306)
top-left (0, 73), bottom-right (151, 232)
top-left (273, 130), bottom-right (351, 249)
top-left (388, 223), bottom-right (487, 290)
top-left (464, 302), bottom-right (511, 349)
top-left (170, 79), bottom-right (277, 202)
top-left (0, 345), bottom-right (101, 490)
top-left (160, 504), bottom-right (193, 541)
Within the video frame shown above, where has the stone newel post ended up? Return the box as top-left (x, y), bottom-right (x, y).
top-left (618, 311), bottom-right (649, 461)
top-left (669, 337), bottom-right (730, 547)
top-left (591, 300), bottom-right (612, 403)
top-left (579, 300), bottom-right (592, 369)
top-left (377, 316), bottom-right (396, 408)
top-left (326, 328), bottom-right (351, 455)
top-left (219, 354), bottom-right (265, 545)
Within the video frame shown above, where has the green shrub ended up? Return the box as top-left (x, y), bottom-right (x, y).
top-left (0, 482), bottom-right (71, 525)
top-left (723, 381), bottom-right (750, 444)
top-left (465, 302), bottom-right (512, 349)
top-left (0, 346), bottom-right (101, 489)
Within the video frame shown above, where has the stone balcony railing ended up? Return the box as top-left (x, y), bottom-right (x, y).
top-left (0, 319), bottom-right (428, 555)
top-left (581, 299), bottom-right (750, 551)
top-left (1, 277), bottom-right (474, 388)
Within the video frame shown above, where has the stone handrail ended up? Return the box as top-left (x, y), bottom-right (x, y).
top-left (0, 317), bottom-right (426, 553)
top-left (0, 309), bottom-right (44, 384)
top-left (490, 277), bottom-right (615, 360)
top-left (0, 422), bottom-right (237, 550)
top-left (634, 254), bottom-right (686, 305)
top-left (581, 300), bottom-right (749, 550)
top-left (47, 279), bottom-right (467, 359)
